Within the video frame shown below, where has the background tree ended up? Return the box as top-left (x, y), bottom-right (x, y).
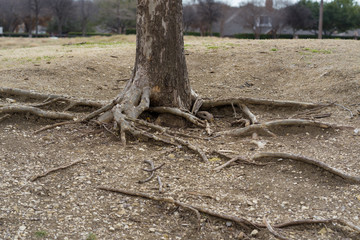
top-left (183, 4), bottom-right (199, 32)
top-left (197, 0), bottom-right (222, 35)
top-left (95, 0), bottom-right (136, 34)
top-left (322, 0), bottom-right (358, 35)
top-left (76, 0), bottom-right (96, 36)
top-left (284, 3), bottom-right (315, 36)
top-left (240, 2), bottom-right (264, 39)
top-left (49, 0), bottom-right (73, 35)
top-left (0, 0), bottom-right (23, 32)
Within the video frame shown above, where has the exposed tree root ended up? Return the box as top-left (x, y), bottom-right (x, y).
top-left (252, 152), bottom-right (360, 183)
top-left (218, 119), bottom-right (354, 137)
top-left (239, 104), bottom-right (258, 124)
top-left (34, 101), bottom-right (117, 134)
top-left (0, 114), bottom-right (10, 122)
top-left (263, 217), bottom-right (289, 240)
top-left (0, 87), bottom-right (104, 108)
top-left (30, 159), bottom-right (83, 182)
top-left (0, 105), bottom-right (76, 120)
top-left (212, 151), bottom-right (270, 172)
top-left (201, 97), bottom-right (330, 110)
top-left (98, 187), bottom-right (360, 237)
top-left (138, 160), bottom-right (156, 183)
top-left (149, 107), bottom-right (206, 128)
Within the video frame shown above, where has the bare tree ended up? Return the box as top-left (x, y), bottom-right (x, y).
top-left (240, 2), bottom-right (264, 39)
top-left (183, 4), bottom-right (199, 32)
top-left (0, 0), bottom-right (23, 32)
top-left (77, 0), bottom-right (96, 36)
top-left (49, 0), bottom-right (73, 35)
top-left (30, 0), bottom-right (47, 36)
top-left (96, 0), bottom-right (136, 34)
top-left (197, 0), bottom-right (222, 35)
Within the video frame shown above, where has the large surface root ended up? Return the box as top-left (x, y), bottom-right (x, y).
top-left (218, 119), bottom-right (354, 137)
top-left (0, 105), bottom-right (75, 120)
top-left (0, 87), bottom-right (105, 109)
top-left (98, 187), bottom-right (360, 238)
top-left (201, 97), bottom-right (330, 109)
top-left (252, 152), bottom-right (360, 183)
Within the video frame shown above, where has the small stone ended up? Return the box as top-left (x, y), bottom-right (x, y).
top-left (168, 154), bottom-right (175, 159)
top-left (226, 221), bottom-right (232, 227)
top-left (149, 228), bottom-right (156, 232)
top-left (237, 232), bottom-right (245, 239)
top-left (250, 229), bottom-right (258, 236)
top-left (109, 226), bottom-right (115, 231)
top-left (19, 225), bottom-right (26, 231)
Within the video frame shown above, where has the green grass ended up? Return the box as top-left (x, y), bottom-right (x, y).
top-left (86, 233), bottom-right (97, 240)
top-left (302, 48), bottom-right (332, 54)
top-left (34, 230), bottom-right (48, 238)
top-left (271, 48), bottom-right (278, 51)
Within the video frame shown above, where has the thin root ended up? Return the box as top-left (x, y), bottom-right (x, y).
top-left (252, 152), bottom-right (360, 183)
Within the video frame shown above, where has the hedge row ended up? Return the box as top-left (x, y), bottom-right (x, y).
top-left (67, 32), bottom-right (112, 37)
top-left (232, 33), bottom-right (358, 40)
top-left (0, 33), bottom-right (50, 38)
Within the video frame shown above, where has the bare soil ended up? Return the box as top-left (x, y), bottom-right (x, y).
top-left (0, 36), bottom-right (360, 240)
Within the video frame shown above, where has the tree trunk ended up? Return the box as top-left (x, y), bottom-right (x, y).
top-left (101, 0), bottom-right (192, 140)
top-left (133, 0), bottom-right (191, 108)
top-left (318, 0), bottom-right (323, 39)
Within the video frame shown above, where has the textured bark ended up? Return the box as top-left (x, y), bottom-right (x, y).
top-left (128, 0), bottom-right (191, 110)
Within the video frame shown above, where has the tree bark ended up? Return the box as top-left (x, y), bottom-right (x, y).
top-left (133, 0), bottom-right (191, 109)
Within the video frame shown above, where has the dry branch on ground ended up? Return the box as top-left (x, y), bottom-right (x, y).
top-left (30, 160), bottom-right (83, 182)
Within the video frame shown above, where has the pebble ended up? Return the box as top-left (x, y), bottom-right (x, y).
top-left (250, 229), bottom-right (258, 236)
top-left (19, 225), bottom-right (26, 231)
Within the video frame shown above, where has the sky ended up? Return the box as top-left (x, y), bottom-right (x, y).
top-left (183, 0), bottom-right (244, 7)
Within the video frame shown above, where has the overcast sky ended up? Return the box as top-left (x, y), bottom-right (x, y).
top-left (183, 0), bottom-right (244, 7)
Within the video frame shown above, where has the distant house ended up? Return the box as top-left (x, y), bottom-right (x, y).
top-left (0, 26), bottom-right (3, 35)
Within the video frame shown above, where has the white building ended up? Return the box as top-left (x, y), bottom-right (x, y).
top-left (0, 27), bottom-right (3, 35)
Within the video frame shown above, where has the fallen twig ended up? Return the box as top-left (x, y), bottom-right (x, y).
top-left (252, 152), bottom-right (360, 183)
top-left (34, 120), bottom-right (79, 134)
top-left (334, 103), bottom-right (354, 118)
top-left (263, 217), bottom-right (290, 240)
top-left (143, 163), bottom-right (165, 172)
top-left (157, 176), bottom-right (164, 194)
top-left (30, 159), bottom-right (83, 182)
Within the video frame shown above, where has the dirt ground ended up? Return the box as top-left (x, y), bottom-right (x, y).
top-left (0, 35), bottom-right (360, 240)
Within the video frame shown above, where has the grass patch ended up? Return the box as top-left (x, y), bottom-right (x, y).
top-left (302, 48), bottom-right (332, 54)
top-left (86, 233), bottom-right (97, 240)
top-left (271, 48), bottom-right (278, 51)
top-left (34, 230), bottom-right (48, 238)
top-left (206, 45), bottom-right (219, 50)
